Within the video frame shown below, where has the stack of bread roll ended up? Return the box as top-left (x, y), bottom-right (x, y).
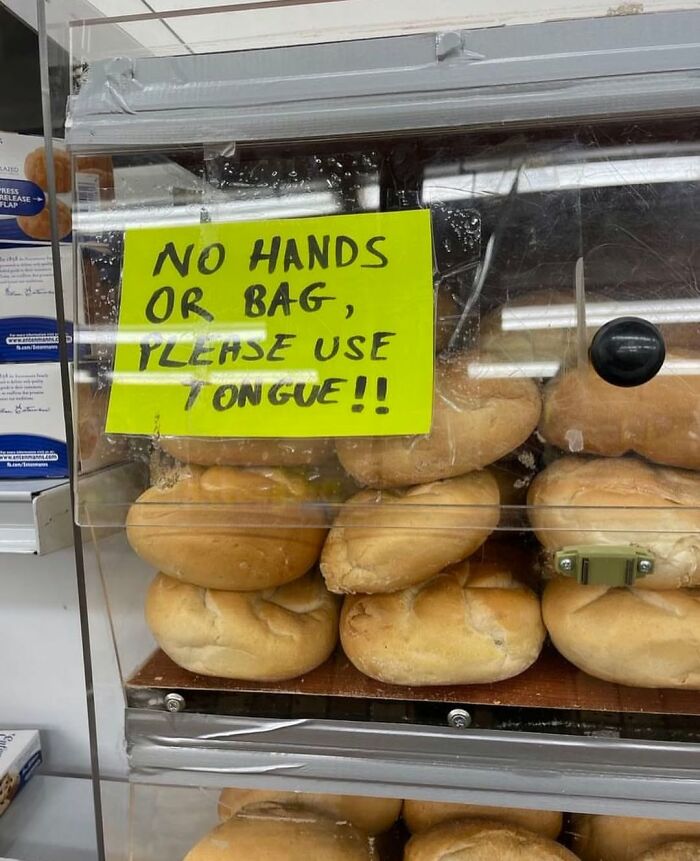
top-left (128, 463), bottom-right (338, 681)
top-left (475, 290), bottom-right (700, 690)
top-left (128, 283), bottom-right (700, 693)
top-left (130, 305), bottom-right (466, 684)
top-left (181, 790), bottom-right (700, 860)
top-left (186, 788), bottom-right (571, 860)
top-left (322, 350), bottom-right (545, 686)
top-left (127, 344), bottom-right (546, 687)
top-left (530, 451), bottom-right (700, 690)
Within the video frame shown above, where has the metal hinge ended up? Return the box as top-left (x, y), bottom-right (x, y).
top-left (555, 545), bottom-right (654, 586)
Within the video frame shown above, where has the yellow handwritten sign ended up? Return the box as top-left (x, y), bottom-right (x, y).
top-left (105, 210), bottom-right (434, 437)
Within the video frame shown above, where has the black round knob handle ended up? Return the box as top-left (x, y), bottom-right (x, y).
top-left (589, 316), bottom-right (665, 388)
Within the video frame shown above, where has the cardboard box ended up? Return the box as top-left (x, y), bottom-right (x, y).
top-left (0, 243), bottom-right (72, 363)
top-left (0, 131), bottom-right (73, 363)
top-left (0, 363), bottom-right (67, 478)
top-left (0, 731), bottom-right (41, 817)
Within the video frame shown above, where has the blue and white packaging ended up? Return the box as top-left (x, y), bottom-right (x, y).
top-left (0, 131), bottom-right (73, 363)
top-left (0, 363), bottom-right (67, 478)
top-left (0, 731), bottom-right (42, 817)
top-left (0, 244), bottom-right (72, 362)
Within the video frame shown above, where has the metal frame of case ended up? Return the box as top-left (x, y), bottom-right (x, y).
top-left (68, 11), bottom-right (700, 148)
top-left (127, 710), bottom-right (700, 820)
top-left (39, 5), bottom-right (700, 852)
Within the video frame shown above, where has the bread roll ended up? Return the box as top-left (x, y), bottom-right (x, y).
top-left (126, 465), bottom-right (326, 590)
top-left (341, 558), bottom-right (544, 685)
top-left (543, 577), bottom-right (700, 688)
top-left (336, 352), bottom-right (541, 488)
top-left (321, 472), bottom-right (499, 594)
top-left (528, 456), bottom-right (700, 590)
top-left (145, 571), bottom-right (338, 681)
top-left (540, 357), bottom-right (700, 470)
top-left (572, 814), bottom-right (700, 861)
top-left (639, 844), bottom-right (700, 861)
top-left (405, 819), bottom-right (578, 861)
top-left (218, 789), bottom-right (400, 834)
top-left (402, 800), bottom-right (562, 838)
top-left (185, 805), bottom-right (377, 861)
top-left (159, 435), bottom-right (334, 467)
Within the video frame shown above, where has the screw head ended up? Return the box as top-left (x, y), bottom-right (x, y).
top-left (164, 693), bottom-right (185, 713)
top-left (638, 559), bottom-right (653, 574)
top-left (558, 557), bottom-right (574, 572)
top-left (447, 708), bottom-right (472, 729)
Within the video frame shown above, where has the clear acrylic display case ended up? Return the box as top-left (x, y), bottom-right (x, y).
top-left (40, 0), bottom-right (700, 827)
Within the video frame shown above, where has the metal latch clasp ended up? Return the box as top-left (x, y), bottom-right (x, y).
top-left (555, 545), bottom-right (654, 586)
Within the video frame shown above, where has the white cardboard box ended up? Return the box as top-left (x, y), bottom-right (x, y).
top-left (0, 363), bottom-right (67, 478)
top-left (0, 131), bottom-right (73, 363)
top-left (0, 731), bottom-right (42, 818)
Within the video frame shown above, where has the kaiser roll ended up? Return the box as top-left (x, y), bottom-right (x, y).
top-left (145, 571), bottom-right (338, 681)
top-left (638, 844), bottom-right (700, 861)
top-left (126, 465), bottom-right (326, 590)
top-left (528, 456), bottom-right (700, 590)
top-left (572, 815), bottom-right (700, 861)
top-left (544, 577), bottom-right (700, 688)
top-left (405, 819), bottom-right (578, 861)
top-left (321, 471), bottom-right (499, 594)
top-left (184, 805), bottom-right (377, 861)
top-left (540, 356), bottom-right (700, 470)
top-left (335, 351), bottom-right (541, 488)
top-left (218, 789), bottom-right (400, 834)
top-left (402, 800), bottom-right (562, 838)
top-left (340, 558), bottom-right (545, 685)
top-left (159, 435), bottom-right (334, 467)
